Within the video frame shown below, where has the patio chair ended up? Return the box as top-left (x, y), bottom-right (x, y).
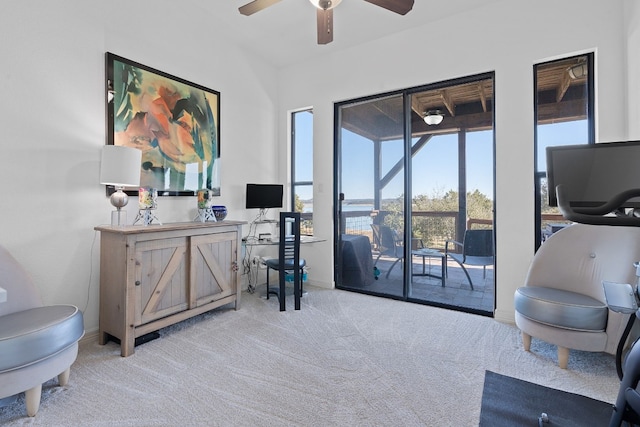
top-left (445, 229), bottom-right (494, 290)
top-left (371, 224), bottom-right (404, 279)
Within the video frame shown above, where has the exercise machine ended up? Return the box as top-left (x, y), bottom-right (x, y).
top-left (556, 184), bottom-right (640, 426)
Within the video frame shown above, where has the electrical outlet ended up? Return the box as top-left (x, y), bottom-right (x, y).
top-left (251, 256), bottom-right (260, 266)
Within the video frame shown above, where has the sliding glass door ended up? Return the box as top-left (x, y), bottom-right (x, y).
top-left (336, 94), bottom-right (406, 299)
top-left (336, 74), bottom-right (495, 316)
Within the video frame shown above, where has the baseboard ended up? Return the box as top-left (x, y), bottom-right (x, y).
top-left (494, 308), bottom-right (515, 325)
top-left (306, 279), bottom-right (334, 289)
top-left (80, 329), bottom-right (99, 346)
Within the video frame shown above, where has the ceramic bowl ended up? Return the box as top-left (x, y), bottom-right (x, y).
top-left (212, 205), bottom-right (227, 221)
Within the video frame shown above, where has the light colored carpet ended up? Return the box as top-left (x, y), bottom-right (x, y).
top-left (0, 287), bottom-right (620, 426)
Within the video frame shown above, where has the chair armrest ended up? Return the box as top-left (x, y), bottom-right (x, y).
top-left (445, 239), bottom-right (463, 254)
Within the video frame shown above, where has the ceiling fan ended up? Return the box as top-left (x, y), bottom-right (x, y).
top-left (238, 0), bottom-right (414, 45)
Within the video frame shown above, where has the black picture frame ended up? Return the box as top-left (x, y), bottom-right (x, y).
top-left (105, 52), bottom-right (221, 196)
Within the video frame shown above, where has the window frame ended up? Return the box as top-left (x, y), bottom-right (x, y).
top-left (533, 53), bottom-right (595, 250)
top-left (291, 108), bottom-right (314, 235)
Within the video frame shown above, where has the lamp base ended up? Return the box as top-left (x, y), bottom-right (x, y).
top-left (111, 210), bottom-right (127, 227)
top-left (133, 209), bottom-right (162, 226)
top-left (194, 208), bottom-right (217, 223)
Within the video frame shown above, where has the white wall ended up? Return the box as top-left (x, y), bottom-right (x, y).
top-left (0, 1), bottom-right (280, 334)
top-left (1, 0), bottom-right (636, 337)
top-left (278, 0), bottom-right (631, 322)
top-left (626, 0), bottom-right (640, 140)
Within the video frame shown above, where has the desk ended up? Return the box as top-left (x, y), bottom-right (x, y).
top-left (412, 248), bottom-right (445, 287)
top-left (244, 235), bottom-right (325, 245)
top-left (243, 235), bottom-right (325, 299)
top-left (341, 234), bottom-right (374, 287)
top-left (0, 286), bottom-right (6, 303)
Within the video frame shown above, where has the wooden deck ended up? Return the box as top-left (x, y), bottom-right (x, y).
top-left (341, 252), bottom-right (495, 315)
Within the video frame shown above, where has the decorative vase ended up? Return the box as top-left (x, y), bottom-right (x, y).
top-left (197, 189), bottom-right (214, 209)
top-left (138, 188), bottom-right (158, 209)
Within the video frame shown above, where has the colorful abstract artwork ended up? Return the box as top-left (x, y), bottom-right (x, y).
top-left (106, 53), bottom-right (220, 196)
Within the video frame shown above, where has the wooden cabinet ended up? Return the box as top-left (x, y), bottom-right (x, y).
top-left (95, 221), bottom-right (245, 356)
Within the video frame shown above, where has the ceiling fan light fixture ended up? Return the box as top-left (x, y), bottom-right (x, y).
top-left (309, 0), bottom-right (342, 10)
top-left (424, 110), bottom-right (444, 126)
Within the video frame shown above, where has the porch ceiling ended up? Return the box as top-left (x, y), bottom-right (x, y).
top-left (341, 57), bottom-right (588, 141)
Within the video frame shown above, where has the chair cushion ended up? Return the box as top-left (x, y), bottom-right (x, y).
top-left (0, 305), bottom-right (84, 373)
top-left (448, 253), bottom-right (493, 266)
top-left (514, 287), bottom-right (608, 332)
top-left (265, 258), bottom-right (306, 270)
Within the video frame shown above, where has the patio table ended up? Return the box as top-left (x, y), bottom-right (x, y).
top-left (412, 248), bottom-right (445, 287)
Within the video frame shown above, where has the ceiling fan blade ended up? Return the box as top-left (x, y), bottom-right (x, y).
top-left (317, 8), bottom-right (333, 45)
top-left (363, 0), bottom-right (414, 15)
top-left (239, 0), bottom-right (282, 16)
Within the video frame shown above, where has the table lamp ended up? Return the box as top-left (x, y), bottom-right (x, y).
top-left (100, 145), bottom-right (142, 226)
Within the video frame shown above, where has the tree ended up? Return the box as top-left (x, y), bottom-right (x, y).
top-left (294, 193), bottom-right (305, 213)
top-left (379, 188), bottom-right (493, 248)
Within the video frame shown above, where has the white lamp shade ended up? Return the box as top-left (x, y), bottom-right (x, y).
top-left (100, 145), bottom-right (142, 187)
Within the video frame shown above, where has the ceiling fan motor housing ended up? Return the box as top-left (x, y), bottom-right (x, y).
top-left (312, 0), bottom-right (342, 10)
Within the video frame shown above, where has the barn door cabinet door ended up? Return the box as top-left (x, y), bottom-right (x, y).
top-left (135, 236), bottom-right (189, 326)
top-left (191, 232), bottom-right (237, 307)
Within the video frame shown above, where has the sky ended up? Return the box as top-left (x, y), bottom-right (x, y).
top-left (294, 109), bottom-right (588, 203)
top-left (340, 128), bottom-right (494, 201)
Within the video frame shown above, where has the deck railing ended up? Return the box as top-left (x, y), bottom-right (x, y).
top-left (303, 210), bottom-right (569, 245)
top-left (338, 210), bottom-right (460, 251)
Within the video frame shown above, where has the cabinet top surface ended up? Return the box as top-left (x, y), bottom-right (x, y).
top-left (94, 220), bottom-right (246, 234)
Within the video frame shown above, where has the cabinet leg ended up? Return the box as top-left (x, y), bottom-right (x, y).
top-left (98, 330), bottom-right (108, 345)
top-left (121, 334), bottom-right (135, 357)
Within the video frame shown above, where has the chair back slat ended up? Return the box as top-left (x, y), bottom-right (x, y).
top-left (373, 224), bottom-right (402, 257)
top-left (279, 213), bottom-right (301, 272)
top-left (463, 229), bottom-right (494, 258)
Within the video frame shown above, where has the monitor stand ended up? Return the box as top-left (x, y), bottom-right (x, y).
top-left (256, 208), bottom-right (277, 223)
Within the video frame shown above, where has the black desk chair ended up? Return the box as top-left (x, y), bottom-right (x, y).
top-left (265, 212), bottom-right (306, 311)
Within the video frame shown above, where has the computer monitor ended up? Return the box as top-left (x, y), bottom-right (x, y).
top-left (546, 140), bottom-right (640, 209)
top-left (245, 184), bottom-right (284, 209)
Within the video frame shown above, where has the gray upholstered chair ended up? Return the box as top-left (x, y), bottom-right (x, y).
top-left (0, 244), bottom-right (84, 417)
top-left (514, 223), bottom-right (640, 369)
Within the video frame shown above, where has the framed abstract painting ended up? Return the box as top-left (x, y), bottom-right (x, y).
top-left (105, 52), bottom-right (221, 196)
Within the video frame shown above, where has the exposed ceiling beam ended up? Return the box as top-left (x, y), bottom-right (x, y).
top-left (556, 69), bottom-right (572, 103)
top-left (439, 90), bottom-right (455, 117)
top-left (477, 83), bottom-right (487, 112)
top-left (411, 96), bottom-right (423, 118)
top-left (380, 134), bottom-right (433, 189)
top-left (537, 99), bottom-right (587, 124)
top-left (372, 101), bottom-right (402, 124)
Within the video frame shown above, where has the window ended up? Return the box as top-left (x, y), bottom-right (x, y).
top-left (291, 109), bottom-right (313, 235)
top-left (534, 54), bottom-right (594, 248)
